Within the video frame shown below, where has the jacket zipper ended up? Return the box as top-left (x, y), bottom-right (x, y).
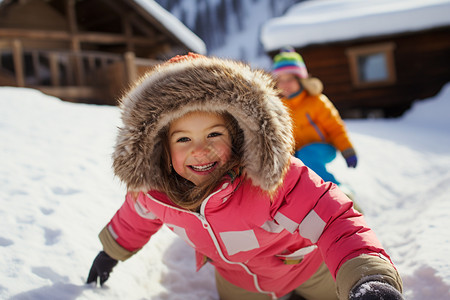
top-left (306, 113), bottom-right (326, 142)
top-left (146, 183), bottom-right (277, 299)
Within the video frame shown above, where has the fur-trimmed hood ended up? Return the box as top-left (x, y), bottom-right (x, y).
top-left (113, 55), bottom-right (295, 193)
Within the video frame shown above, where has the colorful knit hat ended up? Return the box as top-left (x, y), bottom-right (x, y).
top-left (272, 47), bottom-right (308, 79)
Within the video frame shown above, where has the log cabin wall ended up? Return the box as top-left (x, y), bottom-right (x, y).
top-left (270, 27), bottom-right (450, 118)
top-left (0, 0), bottom-right (70, 50)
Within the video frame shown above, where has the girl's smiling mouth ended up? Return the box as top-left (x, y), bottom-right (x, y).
top-left (189, 162), bottom-right (217, 173)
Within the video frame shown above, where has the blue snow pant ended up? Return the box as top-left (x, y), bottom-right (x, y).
top-left (295, 143), bottom-right (340, 185)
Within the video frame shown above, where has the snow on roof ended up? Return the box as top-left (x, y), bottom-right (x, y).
top-left (133, 0), bottom-right (206, 55)
top-left (261, 0), bottom-right (450, 52)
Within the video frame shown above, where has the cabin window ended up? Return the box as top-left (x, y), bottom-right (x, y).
top-left (346, 43), bottom-right (396, 87)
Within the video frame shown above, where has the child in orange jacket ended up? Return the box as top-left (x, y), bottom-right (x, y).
top-left (272, 47), bottom-right (357, 185)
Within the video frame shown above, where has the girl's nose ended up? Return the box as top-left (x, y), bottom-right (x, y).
top-left (191, 141), bottom-right (210, 157)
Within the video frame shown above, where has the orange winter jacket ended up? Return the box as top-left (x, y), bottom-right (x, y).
top-left (282, 90), bottom-right (353, 153)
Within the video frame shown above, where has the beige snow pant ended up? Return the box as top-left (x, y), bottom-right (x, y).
top-left (215, 255), bottom-right (403, 300)
top-left (215, 262), bottom-right (338, 300)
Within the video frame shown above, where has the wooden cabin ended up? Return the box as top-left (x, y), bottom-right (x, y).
top-left (0, 0), bottom-right (206, 105)
top-left (262, 1), bottom-right (450, 118)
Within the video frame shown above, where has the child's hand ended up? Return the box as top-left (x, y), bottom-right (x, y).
top-left (342, 148), bottom-right (357, 168)
top-left (345, 155), bottom-right (358, 168)
top-left (86, 251), bottom-right (118, 286)
top-left (349, 280), bottom-right (403, 299)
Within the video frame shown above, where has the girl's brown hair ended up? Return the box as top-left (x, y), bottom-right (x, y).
top-left (157, 111), bottom-right (244, 211)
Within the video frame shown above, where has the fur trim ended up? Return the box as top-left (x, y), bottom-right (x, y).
top-left (300, 77), bottom-right (323, 96)
top-left (113, 56), bottom-right (295, 193)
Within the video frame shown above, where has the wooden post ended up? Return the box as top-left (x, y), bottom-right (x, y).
top-left (65, 52), bottom-right (74, 85)
top-left (49, 53), bottom-right (60, 86)
top-left (73, 52), bottom-right (84, 86)
top-left (100, 57), bottom-right (108, 68)
top-left (66, 0), bottom-right (84, 85)
top-left (31, 50), bottom-right (41, 84)
top-left (88, 55), bottom-right (96, 71)
top-left (123, 14), bottom-right (134, 52)
top-left (124, 51), bottom-right (137, 84)
top-left (12, 39), bottom-right (25, 87)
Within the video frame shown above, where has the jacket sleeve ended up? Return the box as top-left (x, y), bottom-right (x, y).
top-left (314, 94), bottom-right (354, 153)
top-left (335, 254), bottom-right (403, 300)
top-left (274, 161), bottom-right (396, 279)
top-left (312, 184), bottom-right (389, 277)
top-left (99, 191), bottom-right (163, 261)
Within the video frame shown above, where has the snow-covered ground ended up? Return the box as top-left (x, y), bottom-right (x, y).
top-left (1, 84), bottom-right (449, 299)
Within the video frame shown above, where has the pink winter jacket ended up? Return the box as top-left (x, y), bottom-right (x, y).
top-left (103, 157), bottom-right (390, 298)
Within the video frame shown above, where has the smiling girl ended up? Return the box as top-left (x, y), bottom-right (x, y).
top-left (169, 111), bottom-right (232, 183)
top-left (87, 53), bottom-right (403, 300)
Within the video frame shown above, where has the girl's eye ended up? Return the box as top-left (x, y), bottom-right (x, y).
top-left (208, 132), bottom-right (222, 138)
top-left (176, 137), bottom-right (190, 143)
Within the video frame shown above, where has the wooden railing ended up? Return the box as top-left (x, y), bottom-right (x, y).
top-left (0, 39), bottom-right (159, 104)
top-left (1, 42), bottom-right (122, 87)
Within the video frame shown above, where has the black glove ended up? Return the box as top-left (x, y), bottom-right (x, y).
top-left (86, 251), bottom-right (118, 286)
top-left (349, 280), bottom-right (403, 300)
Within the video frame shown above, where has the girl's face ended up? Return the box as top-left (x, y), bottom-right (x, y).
top-left (276, 73), bottom-right (301, 98)
top-left (168, 111), bottom-right (232, 186)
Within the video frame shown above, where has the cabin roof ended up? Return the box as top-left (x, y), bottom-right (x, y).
top-left (261, 0), bottom-right (450, 51)
top-left (131, 0), bottom-right (206, 54)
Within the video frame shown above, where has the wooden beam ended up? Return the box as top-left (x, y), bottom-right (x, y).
top-left (98, 0), bottom-right (157, 37)
top-left (78, 32), bottom-right (161, 45)
top-left (0, 29), bottom-right (163, 46)
top-left (123, 0), bottom-right (187, 50)
top-left (124, 51), bottom-right (137, 84)
top-left (31, 50), bottom-right (41, 84)
top-left (66, 0), bottom-right (79, 50)
top-left (66, 0), bottom-right (78, 35)
top-left (49, 53), bottom-right (60, 86)
top-left (0, 29), bottom-right (70, 40)
top-left (66, 0), bottom-right (83, 86)
top-left (128, 16), bottom-right (158, 38)
top-left (65, 56), bottom-right (75, 85)
top-left (99, 57), bottom-right (108, 68)
top-left (123, 14), bottom-right (134, 52)
top-left (11, 39), bottom-right (25, 87)
top-left (88, 55), bottom-right (96, 71)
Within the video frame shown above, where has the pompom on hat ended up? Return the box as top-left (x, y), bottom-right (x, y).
top-left (272, 46), bottom-right (308, 79)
